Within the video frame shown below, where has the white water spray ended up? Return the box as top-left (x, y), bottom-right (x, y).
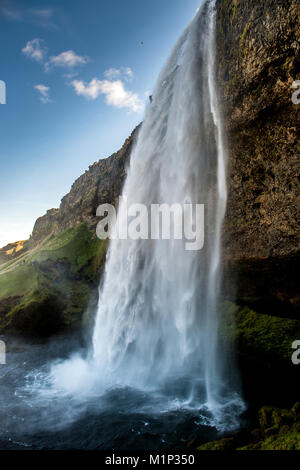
top-left (34, 0), bottom-right (245, 432)
top-left (90, 0), bottom-right (243, 425)
top-left (1, 2), bottom-right (247, 447)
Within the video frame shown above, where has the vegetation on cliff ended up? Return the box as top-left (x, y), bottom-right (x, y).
top-left (0, 224), bottom-right (107, 336)
top-left (220, 301), bottom-right (300, 365)
top-left (196, 403), bottom-right (300, 450)
top-left (0, 0), bottom-right (298, 450)
top-left (0, 125), bottom-right (139, 336)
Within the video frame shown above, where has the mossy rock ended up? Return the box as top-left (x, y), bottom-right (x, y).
top-left (0, 224), bottom-right (108, 337)
top-left (7, 291), bottom-right (66, 337)
top-left (196, 403), bottom-right (300, 450)
top-left (220, 301), bottom-right (300, 365)
top-left (26, 223), bottom-right (107, 280)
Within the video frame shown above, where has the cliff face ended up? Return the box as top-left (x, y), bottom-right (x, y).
top-left (0, 240), bottom-right (29, 265)
top-left (0, 1), bottom-right (298, 449)
top-left (216, 0), bottom-right (300, 312)
top-left (216, 0), bottom-right (299, 260)
top-left (30, 126), bottom-right (140, 246)
top-left (0, 1), bottom-right (298, 339)
top-left (0, 128), bottom-right (139, 336)
top-left (0, 224), bottom-right (108, 336)
top-left (22, 0), bottom-right (300, 265)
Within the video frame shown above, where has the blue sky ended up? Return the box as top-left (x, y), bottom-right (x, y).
top-left (0, 0), bottom-right (201, 247)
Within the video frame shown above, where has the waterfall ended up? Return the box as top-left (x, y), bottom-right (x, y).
top-left (90, 0), bottom-right (243, 426)
top-left (14, 0), bottom-right (245, 437)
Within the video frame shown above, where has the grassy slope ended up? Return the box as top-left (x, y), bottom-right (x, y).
top-left (0, 224), bottom-right (108, 336)
top-left (0, 265), bottom-right (38, 300)
top-left (1, 226), bottom-right (299, 355)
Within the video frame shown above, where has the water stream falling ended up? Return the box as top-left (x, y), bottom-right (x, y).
top-left (1, 2), bottom-right (245, 449)
top-left (90, 0), bottom-right (243, 426)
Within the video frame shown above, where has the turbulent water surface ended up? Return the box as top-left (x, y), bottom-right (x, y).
top-left (0, 336), bottom-right (234, 450)
top-left (0, 1), bottom-right (244, 450)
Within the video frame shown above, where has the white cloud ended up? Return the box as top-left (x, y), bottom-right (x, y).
top-left (71, 78), bottom-right (103, 100)
top-left (22, 38), bottom-right (46, 63)
top-left (71, 78), bottom-right (144, 113)
top-left (104, 66), bottom-right (134, 82)
top-left (123, 67), bottom-right (134, 81)
top-left (34, 84), bottom-right (52, 103)
top-left (104, 68), bottom-right (121, 80)
top-left (46, 50), bottom-right (88, 70)
top-left (100, 80), bottom-right (143, 111)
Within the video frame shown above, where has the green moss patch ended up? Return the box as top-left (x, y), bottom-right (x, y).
top-left (0, 265), bottom-right (38, 301)
top-left (0, 224), bottom-right (108, 336)
top-left (27, 224), bottom-right (106, 279)
top-left (197, 403), bottom-right (300, 450)
top-left (220, 301), bottom-right (300, 364)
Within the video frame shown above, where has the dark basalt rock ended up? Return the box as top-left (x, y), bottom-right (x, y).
top-left (216, 0), bottom-right (300, 312)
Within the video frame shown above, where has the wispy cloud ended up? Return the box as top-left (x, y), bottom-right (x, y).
top-left (0, 6), bottom-right (23, 21)
top-left (63, 71), bottom-right (79, 80)
top-left (104, 68), bottom-right (121, 80)
top-left (1, 3), bottom-right (55, 28)
top-left (21, 38), bottom-right (89, 73)
top-left (31, 8), bottom-right (56, 29)
top-left (45, 50), bottom-right (89, 71)
top-left (22, 39), bottom-right (47, 63)
top-left (31, 9), bottom-right (54, 20)
top-left (70, 78), bottom-right (144, 113)
top-left (104, 66), bottom-right (134, 82)
top-left (34, 84), bottom-right (52, 104)
top-left (123, 67), bottom-right (134, 81)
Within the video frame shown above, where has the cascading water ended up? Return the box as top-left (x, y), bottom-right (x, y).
top-left (90, 0), bottom-right (243, 426)
top-left (2, 2), bottom-right (245, 448)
